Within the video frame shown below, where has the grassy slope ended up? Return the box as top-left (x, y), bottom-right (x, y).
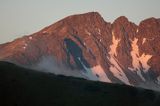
top-left (0, 61), bottom-right (160, 106)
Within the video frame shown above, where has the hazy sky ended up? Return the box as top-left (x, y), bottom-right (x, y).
top-left (0, 0), bottom-right (160, 44)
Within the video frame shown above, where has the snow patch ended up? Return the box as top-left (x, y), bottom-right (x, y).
top-left (142, 38), bottom-right (146, 44)
top-left (92, 65), bottom-right (111, 82)
top-left (85, 30), bottom-right (91, 36)
top-left (23, 46), bottom-right (26, 49)
top-left (128, 67), bottom-right (146, 81)
top-left (32, 56), bottom-right (87, 79)
top-left (139, 54), bottom-right (152, 72)
top-left (78, 57), bottom-right (98, 81)
top-left (97, 28), bottom-right (101, 35)
top-left (136, 29), bottom-right (139, 33)
top-left (22, 43), bottom-right (28, 50)
top-left (130, 38), bottom-right (140, 70)
top-left (42, 31), bottom-right (47, 34)
top-left (29, 36), bottom-right (32, 40)
top-left (109, 31), bottom-right (120, 56)
top-left (137, 70), bottom-right (146, 81)
top-left (130, 38), bottom-right (152, 73)
top-left (108, 56), bottom-right (131, 85)
top-left (24, 43), bottom-right (28, 46)
top-left (108, 31), bottom-right (130, 85)
top-left (78, 58), bottom-right (111, 83)
top-left (128, 67), bottom-right (135, 71)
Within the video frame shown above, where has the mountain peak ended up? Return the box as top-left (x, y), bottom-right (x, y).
top-left (37, 12), bottom-right (107, 36)
top-left (66, 12), bottom-right (102, 19)
top-left (139, 17), bottom-right (159, 27)
top-left (63, 12), bottom-right (105, 25)
top-left (0, 12), bottom-right (160, 89)
top-left (114, 16), bottom-right (129, 24)
top-left (76, 12), bottom-right (101, 17)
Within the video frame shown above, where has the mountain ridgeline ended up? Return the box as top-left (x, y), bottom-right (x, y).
top-left (0, 12), bottom-right (160, 90)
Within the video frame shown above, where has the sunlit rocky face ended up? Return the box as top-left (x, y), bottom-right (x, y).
top-left (0, 12), bottom-right (160, 91)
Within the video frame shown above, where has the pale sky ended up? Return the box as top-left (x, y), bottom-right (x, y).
top-left (0, 0), bottom-right (160, 44)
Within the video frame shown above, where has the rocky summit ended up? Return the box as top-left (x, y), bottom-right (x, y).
top-left (0, 12), bottom-right (160, 89)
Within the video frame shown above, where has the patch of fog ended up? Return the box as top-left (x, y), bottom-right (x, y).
top-left (130, 38), bottom-right (152, 73)
top-left (31, 56), bottom-right (111, 82)
top-left (137, 81), bottom-right (160, 92)
top-left (91, 65), bottom-right (111, 83)
top-left (31, 56), bottom-right (87, 79)
top-left (157, 76), bottom-right (160, 85)
top-left (77, 57), bottom-right (98, 81)
top-left (23, 56), bottom-right (160, 92)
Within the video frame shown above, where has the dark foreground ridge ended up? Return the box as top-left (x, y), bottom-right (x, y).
top-left (0, 61), bottom-right (160, 106)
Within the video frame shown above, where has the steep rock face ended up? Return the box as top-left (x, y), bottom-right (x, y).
top-left (110, 16), bottom-right (140, 85)
top-left (0, 12), bottom-right (160, 87)
top-left (137, 18), bottom-right (160, 78)
top-left (112, 16), bottom-right (136, 69)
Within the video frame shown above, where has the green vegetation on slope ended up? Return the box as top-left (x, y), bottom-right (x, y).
top-left (0, 61), bottom-right (160, 106)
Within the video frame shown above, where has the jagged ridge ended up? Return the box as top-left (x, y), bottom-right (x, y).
top-left (0, 12), bottom-right (160, 89)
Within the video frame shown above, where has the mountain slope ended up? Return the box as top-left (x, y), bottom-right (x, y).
top-left (0, 12), bottom-right (160, 88)
top-left (0, 61), bottom-right (160, 106)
